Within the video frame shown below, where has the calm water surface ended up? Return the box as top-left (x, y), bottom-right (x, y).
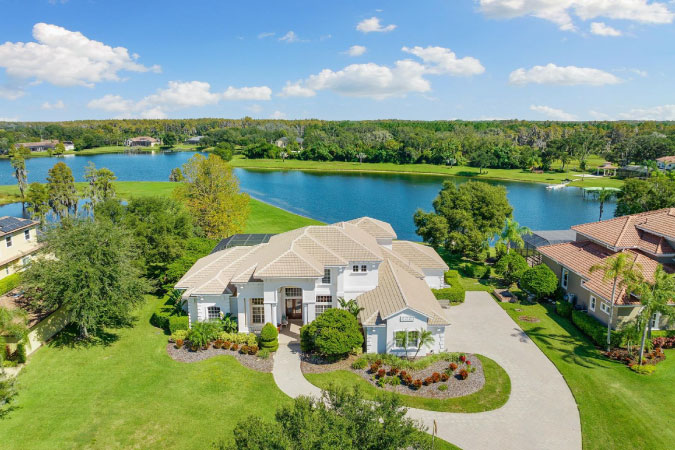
top-left (0, 152), bottom-right (615, 240)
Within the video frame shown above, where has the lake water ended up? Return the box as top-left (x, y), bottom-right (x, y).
top-left (0, 152), bottom-right (615, 240)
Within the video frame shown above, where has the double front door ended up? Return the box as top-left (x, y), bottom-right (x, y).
top-left (284, 287), bottom-right (303, 319)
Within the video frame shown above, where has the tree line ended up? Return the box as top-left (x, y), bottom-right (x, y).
top-left (2, 119), bottom-right (674, 170)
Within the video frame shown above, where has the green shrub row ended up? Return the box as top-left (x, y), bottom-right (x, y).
top-left (434, 270), bottom-right (465, 303)
top-left (0, 273), bottom-right (21, 296)
top-left (353, 352), bottom-right (461, 371)
top-left (555, 300), bottom-right (573, 319)
top-left (652, 330), bottom-right (675, 338)
top-left (150, 294), bottom-right (188, 334)
top-left (571, 309), bottom-right (620, 348)
top-left (168, 316), bottom-right (189, 334)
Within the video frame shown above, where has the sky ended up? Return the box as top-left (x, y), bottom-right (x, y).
top-left (0, 0), bottom-right (674, 122)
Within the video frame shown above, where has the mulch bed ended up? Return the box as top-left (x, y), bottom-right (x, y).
top-left (302, 353), bottom-right (485, 399)
top-left (166, 343), bottom-right (274, 373)
top-left (605, 348), bottom-right (666, 366)
top-left (518, 315), bottom-right (540, 323)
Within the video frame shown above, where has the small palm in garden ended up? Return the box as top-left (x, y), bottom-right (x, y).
top-left (413, 329), bottom-right (435, 360)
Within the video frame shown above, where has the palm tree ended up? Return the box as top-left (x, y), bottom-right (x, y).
top-left (9, 147), bottom-right (29, 205)
top-left (337, 298), bottom-right (363, 319)
top-left (589, 254), bottom-right (640, 351)
top-left (413, 329), bottom-right (435, 360)
top-left (627, 265), bottom-right (675, 365)
top-left (592, 188), bottom-right (616, 221)
top-left (498, 218), bottom-right (532, 254)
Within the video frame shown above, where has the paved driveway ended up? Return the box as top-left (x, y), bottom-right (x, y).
top-left (273, 291), bottom-right (581, 450)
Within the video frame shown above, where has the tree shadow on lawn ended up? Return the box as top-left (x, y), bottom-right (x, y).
top-left (523, 325), bottom-right (608, 370)
top-left (46, 323), bottom-right (121, 349)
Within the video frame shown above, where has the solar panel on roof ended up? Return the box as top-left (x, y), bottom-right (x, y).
top-left (210, 234), bottom-right (275, 253)
top-left (0, 216), bottom-right (29, 233)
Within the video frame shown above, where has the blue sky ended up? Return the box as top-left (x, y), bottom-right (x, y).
top-left (0, 0), bottom-right (674, 121)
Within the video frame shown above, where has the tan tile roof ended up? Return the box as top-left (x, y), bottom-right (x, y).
top-left (572, 208), bottom-right (675, 255)
top-left (357, 260), bottom-right (449, 326)
top-left (346, 217), bottom-right (397, 239)
top-left (391, 241), bottom-right (449, 270)
top-left (657, 156), bottom-right (675, 163)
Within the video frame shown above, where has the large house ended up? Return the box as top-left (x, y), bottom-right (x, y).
top-left (124, 136), bottom-right (159, 147)
top-left (16, 140), bottom-right (59, 152)
top-left (656, 156), bottom-right (675, 171)
top-left (175, 217), bottom-right (450, 355)
top-left (0, 216), bottom-right (41, 280)
top-left (538, 209), bottom-right (675, 331)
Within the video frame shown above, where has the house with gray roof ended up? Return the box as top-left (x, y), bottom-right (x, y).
top-left (175, 217), bottom-right (450, 356)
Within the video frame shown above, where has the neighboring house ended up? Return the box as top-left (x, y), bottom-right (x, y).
top-left (656, 156), bottom-right (675, 171)
top-left (63, 141), bottom-right (75, 151)
top-left (185, 136), bottom-right (204, 145)
top-left (124, 136), bottom-right (159, 147)
top-left (538, 208), bottom-right (675, 331)
top-left (0, 216), bottom-right (41, 280)
top-left (16, 140), bottom-right (59, 152)
top-left (175, 217), bottom-right (450, 356)
top-left (274, 136), bottom-right (304, 148)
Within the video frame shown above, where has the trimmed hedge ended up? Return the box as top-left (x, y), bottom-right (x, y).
top-left (433, 270), bottom-right (466, 303)
top-left (259, 322), bottom-right (279, 352)
top-left (0, 273), bottom-right (21, 296)
top-left (169, 316), bottom-right (189, 334)
top-left (555, 300), bottom-right (573, 319)
top-left (572, 309), bottom-right (620, 348)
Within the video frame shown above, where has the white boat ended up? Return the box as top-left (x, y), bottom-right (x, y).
top-left (546, 182), bottom-right (568, 190)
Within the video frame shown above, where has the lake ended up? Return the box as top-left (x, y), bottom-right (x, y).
top-left (0, 152), bottom-right (615, 240)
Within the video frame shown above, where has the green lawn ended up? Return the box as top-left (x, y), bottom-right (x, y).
top-left (500, 301), bottom-right (675, 450)
top-left (305, 355), bottom-right (510, 413)
top-left (0, 296), bottom-right (293, 449)
top-left (230, 156), bottom-right (624, 189)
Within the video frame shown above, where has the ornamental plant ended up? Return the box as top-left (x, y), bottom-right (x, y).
top-left (300, 309), bottom-right (363, 359)
top-left (520, 264), bottom-right (558, 300)
top-left (377, 368), bottom-right (386, 379)
top-left (459, 369), bottom-right (469, 380)
top-left (175, 339), bottom-right (184, 349)
top-left (440, 373), bottom-right (449, 382)
top-left (231, 343), bottom-right (239, 351)
top-left (412, 379), bottom-right (423, 390)
top-left (449, 362), bottom-right (458, 371)
top-left (259, 323), bottom-right (279, 352)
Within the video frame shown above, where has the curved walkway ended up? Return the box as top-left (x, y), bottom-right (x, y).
top-left (272, 292), bottom-right (581, 450)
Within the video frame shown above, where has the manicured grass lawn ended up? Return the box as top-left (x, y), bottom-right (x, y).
top-left (230, 156), bottom-right (624, 189)
top-left (0, 296), bottom-right (292, 449)
top-left (305, 355), bottom-right (510, 413)
top-left (500, 301), bottom-right (675, 450)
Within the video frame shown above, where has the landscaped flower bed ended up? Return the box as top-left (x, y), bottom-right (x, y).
top-left (166, 340), bottom-right (273, 372)
top-left (302, 352), bottom-right (485, 399)
top-left (605, 347), bottom-right (666, 367)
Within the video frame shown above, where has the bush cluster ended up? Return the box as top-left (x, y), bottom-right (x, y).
top-left (555, 300), bottom-right (573, 319)
top-left (520, 264), bottom-right (558, 300)
top-left (629, 364), bottom-right (656, 375)
top-left (494, 252), bottom-right (528, 285)
top-left (433, 271), bottom-right (466, 304)
top-left (300, 309), bottom-right (363, 359)
top-left (571, 310), bottom-right (620, 348)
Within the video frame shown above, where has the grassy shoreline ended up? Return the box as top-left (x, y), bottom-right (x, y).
top-left (0, 144), bottom-right (199, 159)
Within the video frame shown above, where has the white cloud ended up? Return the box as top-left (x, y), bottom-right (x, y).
top-left (88, 80), bottom-right (272, 117)
top-left (619, 104), bottom-right (675, 120)
top-left (280, 45), bottom-right (484, 99)
top-left (589, 109), bottom-right (613, 120)
top-left (0, 23), bottom-right (160, 88)
top-left (279, 31), bottom-right (302, 43)
top-left (270, 110), bottom-right (286, 119)
top-left (530, 104), bottom-right (577, 120)
top-left (0, 85), bottom-right (24, 100)
top-left (356, 17), bottom-right (397, 33)
top-left (279, 81), bottom-right (317, 98)
top-left (347, 45), bottom-right (367, 56)
top-left (41, 99), bottom-right (65, 110)
top-left (222, 86), bottom-right (272, 100)
top-left (590, 21), bottom-right (622, 36)
top-left (0, 117), bottom-right (19, 122)
top-left (477, 0), bottom-right (673, 30)
top-left (509, 63), bottom-right (622, 85)
top-left (401, 46), bottom-right (485, 76)
top-left (258, 32), bottom-right (275, 39)
top-left (246, 104), bottom-right (263, 114)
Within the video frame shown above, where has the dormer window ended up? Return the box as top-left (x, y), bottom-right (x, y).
top-left (352, 265), bottom-right (359, 272)
top-left (361, 265), bottom-right (367, 272)
top-left (322, 269), bottom-right (331, 284)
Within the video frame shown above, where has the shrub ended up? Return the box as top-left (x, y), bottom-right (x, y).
top-left (431, 372), bottom-right (441, 383)
top-left (258, 348), bottom-right (270, 359)
top-left (369, 363), bottom-right (380, 373)
top-left (630, 364), bottom-right (656, 375)
top-left (259, 323), bottom-right (279, 352)
top-left (438, 384), bottom-right (448, 391)
top-left (168, 316), bottom-right (189, 334)
top-left (572, 310), bottom-right (620, 348)
top-left (423, 377), bottom-right (433, 386)
top-left (300, 309), bottom-right (363, 359)
top-left (231, 343), bottom-right (239, 351)
top-left (377, 368), bottom-right (386, 378)
top-left (175, 339), bottom-right (184, 349)
top-left (412, 379), bottom-right (423, 390)
top-left (386, 376), bottom-right (401, 386)
top-left (248, 345), bottom-right (259, 355)
top-left (462, 263), bottom-right (489, 279)
top-left (240, 345), bottom-right (249, 354)
top-left (440, 373), bottom-right (449, 382)
top-left (388, 367), bottom-right (399, 376)
top-left (222, 341), bottom-right (231, 350)
top-left (459, 369), bottom-right (469, 380)
top-left (449, 362), bottom-right (458, 371)
top-left (171, 329), bottom-right (188, 342)
top-left (494, 252), bottom-right (529, 285)
top-left (520, 265), bottom-right (558, 300)
top-left (16, 343), bottom-right (27, 364)
top-left (213, 339), bottom-right (223, 349)
top-left (555, 300), bottom-right (573, 319)
top-left (652, 336), bottom-right (675, 349)
top-left (351, 358), bottom-right (368, 370)
top-left (432, 286), bottom-right (465, 303)
top-left (459, 354), bottom-right (466, 362)
top-left (466, 360), bottom-right (472, 366)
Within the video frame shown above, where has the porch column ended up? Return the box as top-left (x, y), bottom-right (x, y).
top-left (237, 297), bottom-right (249, 333)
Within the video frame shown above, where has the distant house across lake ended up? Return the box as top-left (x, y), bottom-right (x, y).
top-left (125, 136), bottom-right (159, 147)
top-left (185, 136), bottom-right (204, 145)
top-left (16, 139), bottom-right (59, 152)
top-left (274, 136), bottom-right (303, 148)
top-left (657, 156), bottom-right (675, 171)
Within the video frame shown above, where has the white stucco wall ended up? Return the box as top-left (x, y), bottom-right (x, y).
top-left (423, 268), bottom-right (446, 289)
top-left (188, 294), bottom-right (230, 327)
top-left (365, 325), bottom-right (386, 354)
top-left (381, 308), bottom-right (446, 356)
top-left (343, 261), bottom-right (379, 300)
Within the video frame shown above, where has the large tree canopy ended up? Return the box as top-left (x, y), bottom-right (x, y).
top-left (22, 220), bottom-right (151, 338)
top-left (174, 154), bottom-right (249, 238)
top-left (414, 180), bottom-right (513, 259)
top-left (615, 176), bottom-right (675, 217)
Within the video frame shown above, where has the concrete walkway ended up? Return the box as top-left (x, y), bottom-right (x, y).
top-left (272, 292), bottom-right (582, 450)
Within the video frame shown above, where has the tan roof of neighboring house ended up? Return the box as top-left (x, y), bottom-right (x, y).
top-left (572, 208), bottom-right (675, 255)
top-left (657, 156), bottom-right (675, 163)
top-left (17, 140), bottom-right (59, 148)
top-left (128, 136), bottom-right (159, 142)
top-left (539, 241), bottom-right (673, 305)
top-left (346, 217), bottom-right (397, 239)
top-left (358, 260), bottom-right (449, 326)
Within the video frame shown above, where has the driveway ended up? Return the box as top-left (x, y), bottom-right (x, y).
top-left (273, 291), bottom-right (582, 450)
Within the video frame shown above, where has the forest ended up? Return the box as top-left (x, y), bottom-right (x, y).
top-left (1, 118), bottom-right (674, 170)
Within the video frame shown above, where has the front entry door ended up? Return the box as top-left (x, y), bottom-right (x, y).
top-left (286, 298), bottom-right (302, 319)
